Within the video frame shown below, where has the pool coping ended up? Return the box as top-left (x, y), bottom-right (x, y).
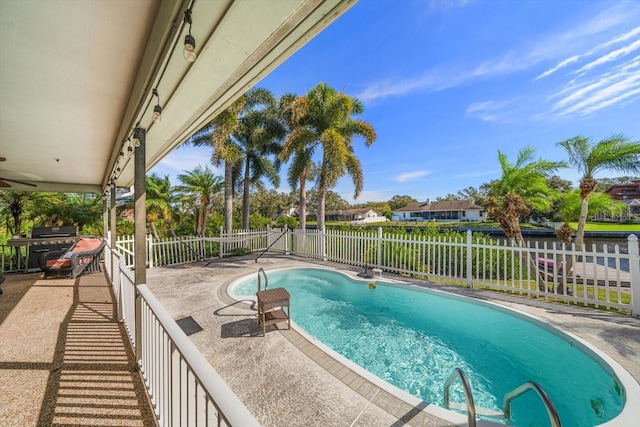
top-left (221, 268), bottom-right (468, 426)
top-left (224, 263), bottom-right (640, 427)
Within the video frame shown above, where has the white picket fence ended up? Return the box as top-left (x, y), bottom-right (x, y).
top-left (113, 227), bottom-right (640, 316)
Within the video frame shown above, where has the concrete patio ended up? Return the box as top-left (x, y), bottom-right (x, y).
top-left (145, 254), bottom-right (640, 427)
top-left (0, 272), bottom-right (156, 427)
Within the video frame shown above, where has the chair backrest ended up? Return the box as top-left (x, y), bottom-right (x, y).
top-left (71, 237), bottom-right (104, 253)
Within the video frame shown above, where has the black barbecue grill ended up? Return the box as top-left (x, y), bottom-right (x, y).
top-left (27, 226), bottom-right (78, 270)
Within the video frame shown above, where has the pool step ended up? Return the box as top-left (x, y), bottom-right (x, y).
top-left (448, 402), bottom-right (507, 421)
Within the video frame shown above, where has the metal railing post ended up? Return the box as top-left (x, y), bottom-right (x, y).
top-left (628, 234), bottom-right (640, 317)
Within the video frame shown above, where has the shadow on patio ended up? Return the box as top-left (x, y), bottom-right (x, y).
top-left (0, 272), bottom-right (156, 426)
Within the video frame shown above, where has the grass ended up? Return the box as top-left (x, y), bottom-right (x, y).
top-left (568, 222), bottom-right (640, 232)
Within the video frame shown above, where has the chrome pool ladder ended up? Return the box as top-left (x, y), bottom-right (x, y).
top-left (444, 368), bottom-right (476, 427)
top-left (257, 267), bottom-right (268, 293)
top-left (443, 368), bottom-right (562, 427)
top-left (504, 381), bottom-right (561, 427)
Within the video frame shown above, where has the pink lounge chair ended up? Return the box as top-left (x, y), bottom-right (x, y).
top-left (38, 237), bottom-right (106, 278)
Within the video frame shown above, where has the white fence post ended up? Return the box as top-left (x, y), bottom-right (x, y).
top-left (628, 234), bottom-right (640, 317)
top-left (219, 226), bottom-right (224, 259)
top-left (466, 229), bottom-right (473, 288)
top-left (147, 234), bottom-right (154, 269)
top-left (377, 227), bottom-right (382, 268)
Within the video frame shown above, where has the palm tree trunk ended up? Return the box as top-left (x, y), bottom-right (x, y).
top-left (317, 187), bottom-right (326, 259)
top-left (197, 206), bottom-right (205, 235)
top-left (242, 160), bottom-right (250, 230)
top-left (298, 178), bottom-right (307, 231)
top-left (149, 221), bottom-right (160, 241)
top-left (317, 187), bottom-right (326, 233)
top-left (224, 161), bottom-right (233, 232)
top-left (575, 195), bottom-right (589, 248)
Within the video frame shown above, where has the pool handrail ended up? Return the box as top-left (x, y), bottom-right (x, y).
top-left (443, 367), bottom-right (476, 427)
top-left (503, 381), bottom-right (561, 427)
top-left (257, 267), bottom-right (268, 293)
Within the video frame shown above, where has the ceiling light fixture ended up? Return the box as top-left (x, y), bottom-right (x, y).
top-left (183, 8), bottom-right (197, 63)
top-left (152, 89), bottom-right (162, 123)
top-left (132, 126), bottom-right (144, 147)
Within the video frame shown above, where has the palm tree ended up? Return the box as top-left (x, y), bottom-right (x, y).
top-left (174, 166), bottom-right (224, 235)
top-left (280, 83), bottom-right (376, 232)
top-left (188, 87), bottom-right (278, 231)
top-left (145, 174), bottom-right (173, 240)
top-left (557, 135), bottom-right (640, 248)
top-left (485, 147), bottom-right (566, 245)
top-left (234, 91), bottom-right (285, 229)
top-left (485, 147), bottom-right (566, 291)
top-left (555, 191), bottom-right (626, 245)
top-left (278, 92), bottom-right (316, 230)
top-left (0, 191), bottom-right (35, 236)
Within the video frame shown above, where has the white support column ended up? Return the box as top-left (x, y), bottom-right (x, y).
top-left (110, 185), bottom-right (117, 278)
top-left (102, 196), bottom-right (108, 239)
top-left (628, 234), bottom-right (640, 317)
top-left (133, 126), bottom-right (146, 363)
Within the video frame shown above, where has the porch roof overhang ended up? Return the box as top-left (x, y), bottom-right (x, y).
top-left (0, 0), bottom-right (356, 194)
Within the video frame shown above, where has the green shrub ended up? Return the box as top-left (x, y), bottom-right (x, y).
top-left (275, 215), bottom-right (298, 229)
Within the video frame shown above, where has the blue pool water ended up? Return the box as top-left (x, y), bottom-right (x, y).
top-left (232, 268), bottom-right (625, 426)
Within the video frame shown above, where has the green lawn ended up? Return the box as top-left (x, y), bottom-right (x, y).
top-left (568, 222), bottom-right (640, 231)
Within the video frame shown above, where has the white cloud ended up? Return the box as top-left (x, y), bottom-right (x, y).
top-left (548, 49), bottom-right (640, 118)
top-left (537, 26), bottom-right (640, 79)
top-left (557, 73), bottom-right (640, 116)
top-left (575, 38), bottom-right (640, 74)
top-left (466, 100), bottom-right (512, 123)
top-left (395, 171), bottom-right (430, 182)
top-left (454, 169), bottom-right (500, 179)
top-left (536, 55), bottom-right (581, 80)
top-left (345, 189), bottom-right (389, 204)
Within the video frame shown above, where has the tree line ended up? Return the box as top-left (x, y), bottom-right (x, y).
top-left (1, 79), bottom-right (639, 250)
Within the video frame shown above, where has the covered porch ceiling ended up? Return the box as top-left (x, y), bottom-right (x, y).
top-left (0, 0), bottom-right (356, 194)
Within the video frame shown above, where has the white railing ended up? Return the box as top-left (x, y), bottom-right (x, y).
top-left (111, 227), bottom-right (639, 316)
top-left (287, 228), bottom-right (639, 316)
top-left (115, 228), bottom-right (288, 269)
top-left (138, 285), bottom-right (259, 427)
top-left (105, 244), bottom-right (259, 426)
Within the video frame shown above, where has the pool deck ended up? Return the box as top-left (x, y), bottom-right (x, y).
top-left (146, 254), bottom-right (640, 427)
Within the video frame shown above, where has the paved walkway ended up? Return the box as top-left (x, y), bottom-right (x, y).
top-left (146, 255), bottom-right (640, 427)
top-left (0, 272), bottom-right (156, 427)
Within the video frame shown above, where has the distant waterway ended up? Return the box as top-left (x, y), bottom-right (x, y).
top-left (485, 233), bottom-right (636, 273)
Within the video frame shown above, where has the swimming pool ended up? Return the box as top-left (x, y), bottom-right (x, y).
top-left (230, 267), bottom-right (637, 426)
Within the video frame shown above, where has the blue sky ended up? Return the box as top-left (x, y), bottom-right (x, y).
top-left (152, 0), bottom-right (640, 204)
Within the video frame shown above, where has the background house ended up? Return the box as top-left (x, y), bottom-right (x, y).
top-left (603, 180), bottom-right (640, 221)
top-left (392, 200), bottom-right (485, 222)
top-left (324, 208), bottom-right (386, 224)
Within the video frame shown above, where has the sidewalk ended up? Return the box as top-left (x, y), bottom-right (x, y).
top-left (0, 272), bottom-right (156, 427)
